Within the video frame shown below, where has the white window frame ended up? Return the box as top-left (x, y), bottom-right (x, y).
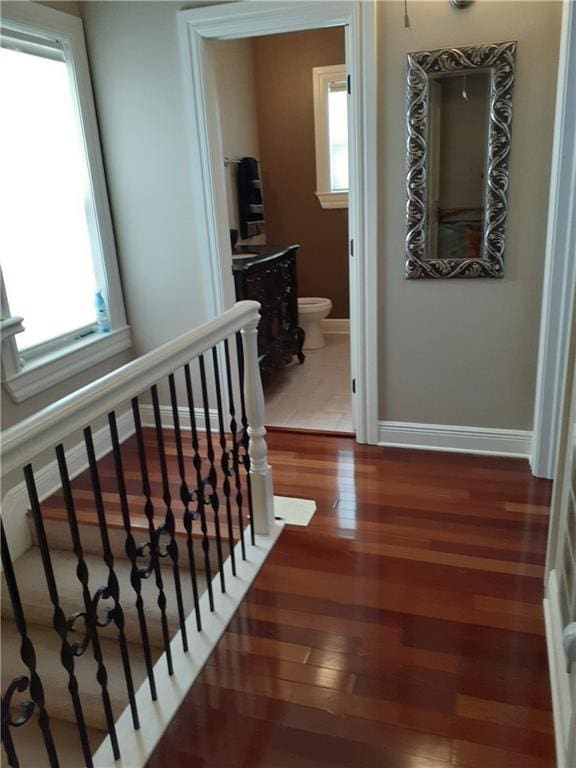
top-left (0, 2), bottom-right (130, 403)
top-left (312, 64), bottom-right (349, 210)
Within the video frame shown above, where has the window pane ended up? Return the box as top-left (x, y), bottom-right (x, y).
top-left (328, 86), bottom-right (348, 191)
top-left (0, 47), bottom-right (97, 351)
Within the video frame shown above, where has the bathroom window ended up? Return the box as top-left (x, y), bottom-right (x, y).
top-left (0, 3), bottom-right (130, 402)
top-left (313, 64), bottom-right (349, 209)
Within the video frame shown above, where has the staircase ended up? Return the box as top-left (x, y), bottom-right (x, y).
top-left (1, 301), bottom-right (281, 768)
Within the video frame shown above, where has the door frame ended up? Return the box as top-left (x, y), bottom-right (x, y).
top-left (177, 1), bottom-right (379, 444)
top-left (532, 0), bottom-right (576, 479)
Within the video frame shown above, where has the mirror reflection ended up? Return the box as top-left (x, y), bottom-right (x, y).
top-left (428, 71), bottom-right (490, 262)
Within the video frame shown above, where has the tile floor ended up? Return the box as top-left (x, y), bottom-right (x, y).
top-left (262, 333), bottom-right (353, 432)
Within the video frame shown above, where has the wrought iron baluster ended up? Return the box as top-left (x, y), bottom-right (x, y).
top-left (108, 411), bottom-right (157, 701)
top-left (1, 522), bottom-right (59, 768)
top-left (168, 373), bottom-right (202, 631)
top-left (131, 397), bottom-right (174, 675)
top-left (84, 426), bottom-right (140, 729)
top-left (224, 338), bottom-right (246, 561)
top-left (211, 345), bottom-right (236, 575)
top-left (55, 445), bottom-right (120, 760)
top-left (183, 363), bottom-right (214, 612)
top-left (150, 385), bottom-right (188, 652)
top-left (23, 465), bottom-right (94, 768)
top-left (235, 332), bottom-right (255, 545)
top-left (198, 353), bottom-right (226, 593)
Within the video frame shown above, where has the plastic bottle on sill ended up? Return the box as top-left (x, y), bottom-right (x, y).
top-left (95, 290), bottom-right (110, 333)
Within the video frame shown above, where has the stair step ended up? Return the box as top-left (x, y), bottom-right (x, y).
top-left (29, 506), bottom-right (237, 566)
top-left (2, 619), bottom-right (148, 733)
top-left (1, 546), bottom-right (207, 648)
top-left (7, 713), bottom-right (104, 768)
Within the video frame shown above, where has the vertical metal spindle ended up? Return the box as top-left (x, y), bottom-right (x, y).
top-left (168, 373), bottom-right (202, 631)
top-left (235, 332), bottom-right (256, 545)
top-left (23, 465), bottom-right (94, 768)
top-left (211, 346), bottom-right (236, 575)
top-left (55, 445), bottom-right (120, 760)
top-left (1, 522), bottom-right (60, 768)
top-left (198, 354), bottom-right (226, 593)
top-left (131, 397), bottom-right (174, 675)
top-left (183, 363), bottom-right (214, 611)
top-left (108, 412), bottom-right (157, 701)
top-left (150, 385), bottom-right (188, 652)
top-left (224, 338), bottom-right (246, 561)
top-left (84, 426), bottom-right (140, 729)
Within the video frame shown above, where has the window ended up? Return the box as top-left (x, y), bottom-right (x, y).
top-left (0, 4), bottom-right (130, 402)
top-left (313, 65), bottom-right (349, 209)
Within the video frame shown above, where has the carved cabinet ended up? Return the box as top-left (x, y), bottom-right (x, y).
top-left (232, 245), bottom-right (305, 371)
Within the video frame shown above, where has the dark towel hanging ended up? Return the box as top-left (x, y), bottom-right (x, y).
top-left (237, 157), bottom-right (265, 239)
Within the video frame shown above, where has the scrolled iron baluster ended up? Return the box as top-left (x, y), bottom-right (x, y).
top-left (235, 332), bottom-right (255, 545)
top-left (55, 444), bottom-right (120, 760)
top-left (3, 676), bottom-right (34, 728)
top-left (131, 396), bottom-right (174, 675)
top-left (224, 337), bottom-right (246, 561)
top-left (1, 521), bottom-right (59, 766)
top-left (23, 467), bottom-right (92, 767)
top-left (198, 353), bottom-right (226, 593)
top-left (150, 384), bottom-right (188, 652)
top-left (108, 411), bottom-right (157, 701)
top-left (84, 426), bottom-right (140, 729)
top-left (184, 363), bottom-right (214, 611)
top-left (169, 373), bottom-right (202, 631)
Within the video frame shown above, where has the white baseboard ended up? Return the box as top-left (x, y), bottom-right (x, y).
top-left (1, 410), bottom-right (134, 561)
top-left (139, 404), bottom-right (220, 433)
top-left (321, 318), bottom-right (350, 334)
top-left (93, 523), bottom-right (284, 768)
top-left (377, 420), bottom-right (532, 458)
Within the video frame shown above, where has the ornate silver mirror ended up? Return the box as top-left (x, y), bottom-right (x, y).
top-left (405, 41), bottom-right (516, 279)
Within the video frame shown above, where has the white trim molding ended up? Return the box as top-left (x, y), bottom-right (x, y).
top-left (139, 404), bottom-right (220, 434)
top-left (532, 0), bottom-right (576, 479)
top-left (177, 1), bottom-right (379, 446)
top-left (93, 523), bottom-right (284, 768)
top-left (377, 421), bottom-right (532, 458)
top-left (312, 64), bottom-right (349, 210)
top-left (3, 326), bottom-right (131, 403)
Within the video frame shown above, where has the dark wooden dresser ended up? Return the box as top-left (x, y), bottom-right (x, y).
top-left (232, 244), bottom-right (305, 371)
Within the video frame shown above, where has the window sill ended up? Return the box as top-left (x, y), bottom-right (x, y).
top-left (3, 325), bottom-right (132, 403)
top-left (316, 191), bottom-right (349, 209)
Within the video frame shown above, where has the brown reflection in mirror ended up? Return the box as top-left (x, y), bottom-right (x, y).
top-left (428, 71), bottom-right (490, 262)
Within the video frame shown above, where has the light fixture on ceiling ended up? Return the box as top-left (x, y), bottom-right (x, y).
top-left (449, 0), bottom-right (474, 8)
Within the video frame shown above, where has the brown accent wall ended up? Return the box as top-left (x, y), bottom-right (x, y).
top-left (252, 28), bottom-right (349, 318)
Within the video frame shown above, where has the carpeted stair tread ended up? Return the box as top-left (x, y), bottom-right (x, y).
top-left (1, 546), bottom-right (207, 648)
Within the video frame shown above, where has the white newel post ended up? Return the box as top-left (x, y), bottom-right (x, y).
top-left (241, 315), bottom-right (275, 536)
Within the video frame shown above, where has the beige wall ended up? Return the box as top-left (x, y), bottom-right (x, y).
top-left (252, 28), bottom-right (349, 319)
top-left (75, 1), bottom-right (561, 433)
top-left (37, 1), bottom-right (81, 16)
top-left (379, 1), bottom-right (561, 430)
top-left (211, 39), bottom-right (265, 247)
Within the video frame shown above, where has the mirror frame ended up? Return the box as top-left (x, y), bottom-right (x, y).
top-left (405, 41), bottom-right (517, 279)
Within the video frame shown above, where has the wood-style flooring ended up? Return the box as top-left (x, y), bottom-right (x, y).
top-left (146, 432), bottom-right (555, 768)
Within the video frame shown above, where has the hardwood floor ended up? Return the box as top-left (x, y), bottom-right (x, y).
top-left (146, 432), bottom-right (555, 768)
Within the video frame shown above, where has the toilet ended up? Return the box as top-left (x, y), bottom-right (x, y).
top-left (298, 297), bottom-right (333, 350)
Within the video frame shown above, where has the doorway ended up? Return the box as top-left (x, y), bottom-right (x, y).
top-left (177, 1), bottom-right (378, 444)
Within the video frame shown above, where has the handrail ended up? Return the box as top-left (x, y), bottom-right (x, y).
top-left (1, 300), bottom-right (261, 476)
